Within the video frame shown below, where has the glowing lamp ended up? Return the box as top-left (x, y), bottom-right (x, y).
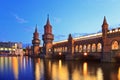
top-left (59, 52), bottom-right (62, 55)
top-left (84, 52), bottom-right (87, 56)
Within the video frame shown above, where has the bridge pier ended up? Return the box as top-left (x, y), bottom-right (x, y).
top-left (65, 54), bottom-right (74, 60)
top-left (101, 52), bottom-right (116, 62)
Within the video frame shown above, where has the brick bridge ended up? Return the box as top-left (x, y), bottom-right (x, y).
top-left (28, 16), bottom-right (120, 62)
top-left (52, 17), bottom-right (120, 62)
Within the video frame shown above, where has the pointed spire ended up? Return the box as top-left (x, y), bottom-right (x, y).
top-left (68, 33), bottom-right (73, 39)
top-left (46, 14), bottom-right (50, 25)
top-left (103, 16), bottom-right (108, 25)
top-left (35, 24), bottom-right (38, 33)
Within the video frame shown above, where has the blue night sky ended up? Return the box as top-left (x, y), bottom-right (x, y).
top-left (0, 0), bottom-right (120, 45)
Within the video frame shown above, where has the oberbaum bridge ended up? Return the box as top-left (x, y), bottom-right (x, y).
top-left (25, 16), bottom-right (120, 62)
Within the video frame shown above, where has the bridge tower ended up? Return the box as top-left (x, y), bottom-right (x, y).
top-left (102, 16), bottom-right (109, 52)
top-left (102, 16), bottom-right (112, 62)
top-left (42, 15), bottom-right (54, 56)
top-left (32, 25), bottom-right (40, 56)
top-left (66, 34), bottom-right (74, 60)
top-left (68, 34), bottom-right (74, 55)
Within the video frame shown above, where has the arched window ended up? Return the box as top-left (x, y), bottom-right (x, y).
top-left (60, 47), bottom-right (62, 52)
top-left (58, 48), bottom-right (60, 52)
top-left (79, 45), bottom-right (82, 52)
top-left (83, 45), bottom-right (86, 52)
top-left (62, 47), bottom-right (64, 52)
top-left (57, 48), bottom-right (59, 52)
top-left (54, 48), bottom-right (56, 52)
top-left (65, 47), bottom-right (67, 52)
top-left (87, 44), bottom-right (91, 52)
top-left (92, 43), bottom-right (96, 52)
top-left (112, 41), bottom-right (119, 50)
top-left (75, 45), bottom-right (78, 52)
top-left (97, 43), bottom-right (102, 52)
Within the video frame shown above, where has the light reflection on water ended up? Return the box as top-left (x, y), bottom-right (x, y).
top-left (0, 56), bottom-right (120, 80)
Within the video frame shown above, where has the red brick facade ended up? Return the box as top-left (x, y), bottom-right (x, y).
top-left (26, 16), bottom-right (120, 62)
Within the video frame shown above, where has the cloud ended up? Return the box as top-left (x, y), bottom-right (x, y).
top-left (13, 14), bottom-right (28, 23)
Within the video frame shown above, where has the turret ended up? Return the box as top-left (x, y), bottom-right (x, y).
top-left (101, 16), bottom-right (110, 53)
top-left (32, 25), bottom-right (40, 56)
top-left (102, 16), bottom-right (108, 39)
top-left (42, 15), bottom-right (54, 55)
top-left (44, 15), bottom-right (52, 34)
top-left (68, 34), bottom-right (74, 55)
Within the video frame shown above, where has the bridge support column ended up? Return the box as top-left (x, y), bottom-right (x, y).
top-left (66, 54), bottom-right (74, 60)
top-left (101, 52), bottom-right (116, 62)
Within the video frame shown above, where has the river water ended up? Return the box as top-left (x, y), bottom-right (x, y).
top-left (0, 56), bottom-right (120, 80)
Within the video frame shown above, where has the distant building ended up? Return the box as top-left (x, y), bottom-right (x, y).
top-left (0, 42), bottom-right (23, 55)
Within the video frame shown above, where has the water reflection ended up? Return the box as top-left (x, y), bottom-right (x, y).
top-left (52, 60), bottom-right (68, 80)
top-left (34, 59), bottom-right (41, 80)
top-left (97, 68), bottom-right (103, 80)
top-left (83, 62), bottom-right (88, 76)
top-left (0, 57), bottom-right (120, 80)
top-left (118, 67), bottom-right (120, 80)
top-left (12, 57), bottom-right (19, 80)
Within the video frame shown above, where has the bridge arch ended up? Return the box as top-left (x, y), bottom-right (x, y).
top-left (87, 44), bottom-right (91, 52)
top-left (111, 40), bottom-right (119, 50)
top-left (83, 45), bottom-right (87, 52)
top-left (54, 48), bottom-right (57, 52)
top-left (75, 45), bottom-right (79, 52)
top-left (79, 45), bottom-right (82, 52)
top-left (65, 47), bottom-right (67, 52)
top-left (97, 43), bottom-right (102, 52)
top-left (92, 43), bottom-right (96, 52)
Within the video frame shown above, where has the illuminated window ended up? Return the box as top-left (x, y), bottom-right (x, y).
top-left (54, 48), bottom-right (56, 52)
top-left (12, 49), bottom-right (15, 51)
top-left (48, 49), bottom-right (51, 52)
top-left (112, 41), bottom-right (119, 50)
top-left (75, 45), bottom-right (78, 52)
top-left (58, 48), bottom-right (60, 52)
top-left (79, 45), bottom-right (82, 52)
top-left (59, 48), bottom-right (61, 52)
top-left (62, 47), bottom-right (64, 52)
top-left (57, 48), bottom-right (59, 52)
top-left (15, 43), bottom-right (17, 49)
top-left (92, 43), bottom-right (96, 52)
top-left (87, 44), bottom-right (91, 52)
top-left (0, 48), bottom-right (4, 51)
top-left (5, 48), bottom-right (7, 51)
top-left (9, 48), bottom-right (12, 51)
top-left (65, 47), bottom-right (67, 52)
top-left (60, 48), bottom-right (62, 52)
top-left (97, 43), bottom-right (102, 52)
top-left (60, 47), bottom-right (62, 52)
top-left (115, 29), bottom-right (118, 32)
top-left (83, 45), bottom-right (86, 52)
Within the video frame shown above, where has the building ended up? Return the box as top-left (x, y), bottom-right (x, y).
top-left (42, 15), bottom-right (54, 57)
top-left (28, 16), bottom-right (120, 62)
top-left (32, 25), bottom-right (40, 57)
top-left (0, 42), bottom-right (23, 56)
